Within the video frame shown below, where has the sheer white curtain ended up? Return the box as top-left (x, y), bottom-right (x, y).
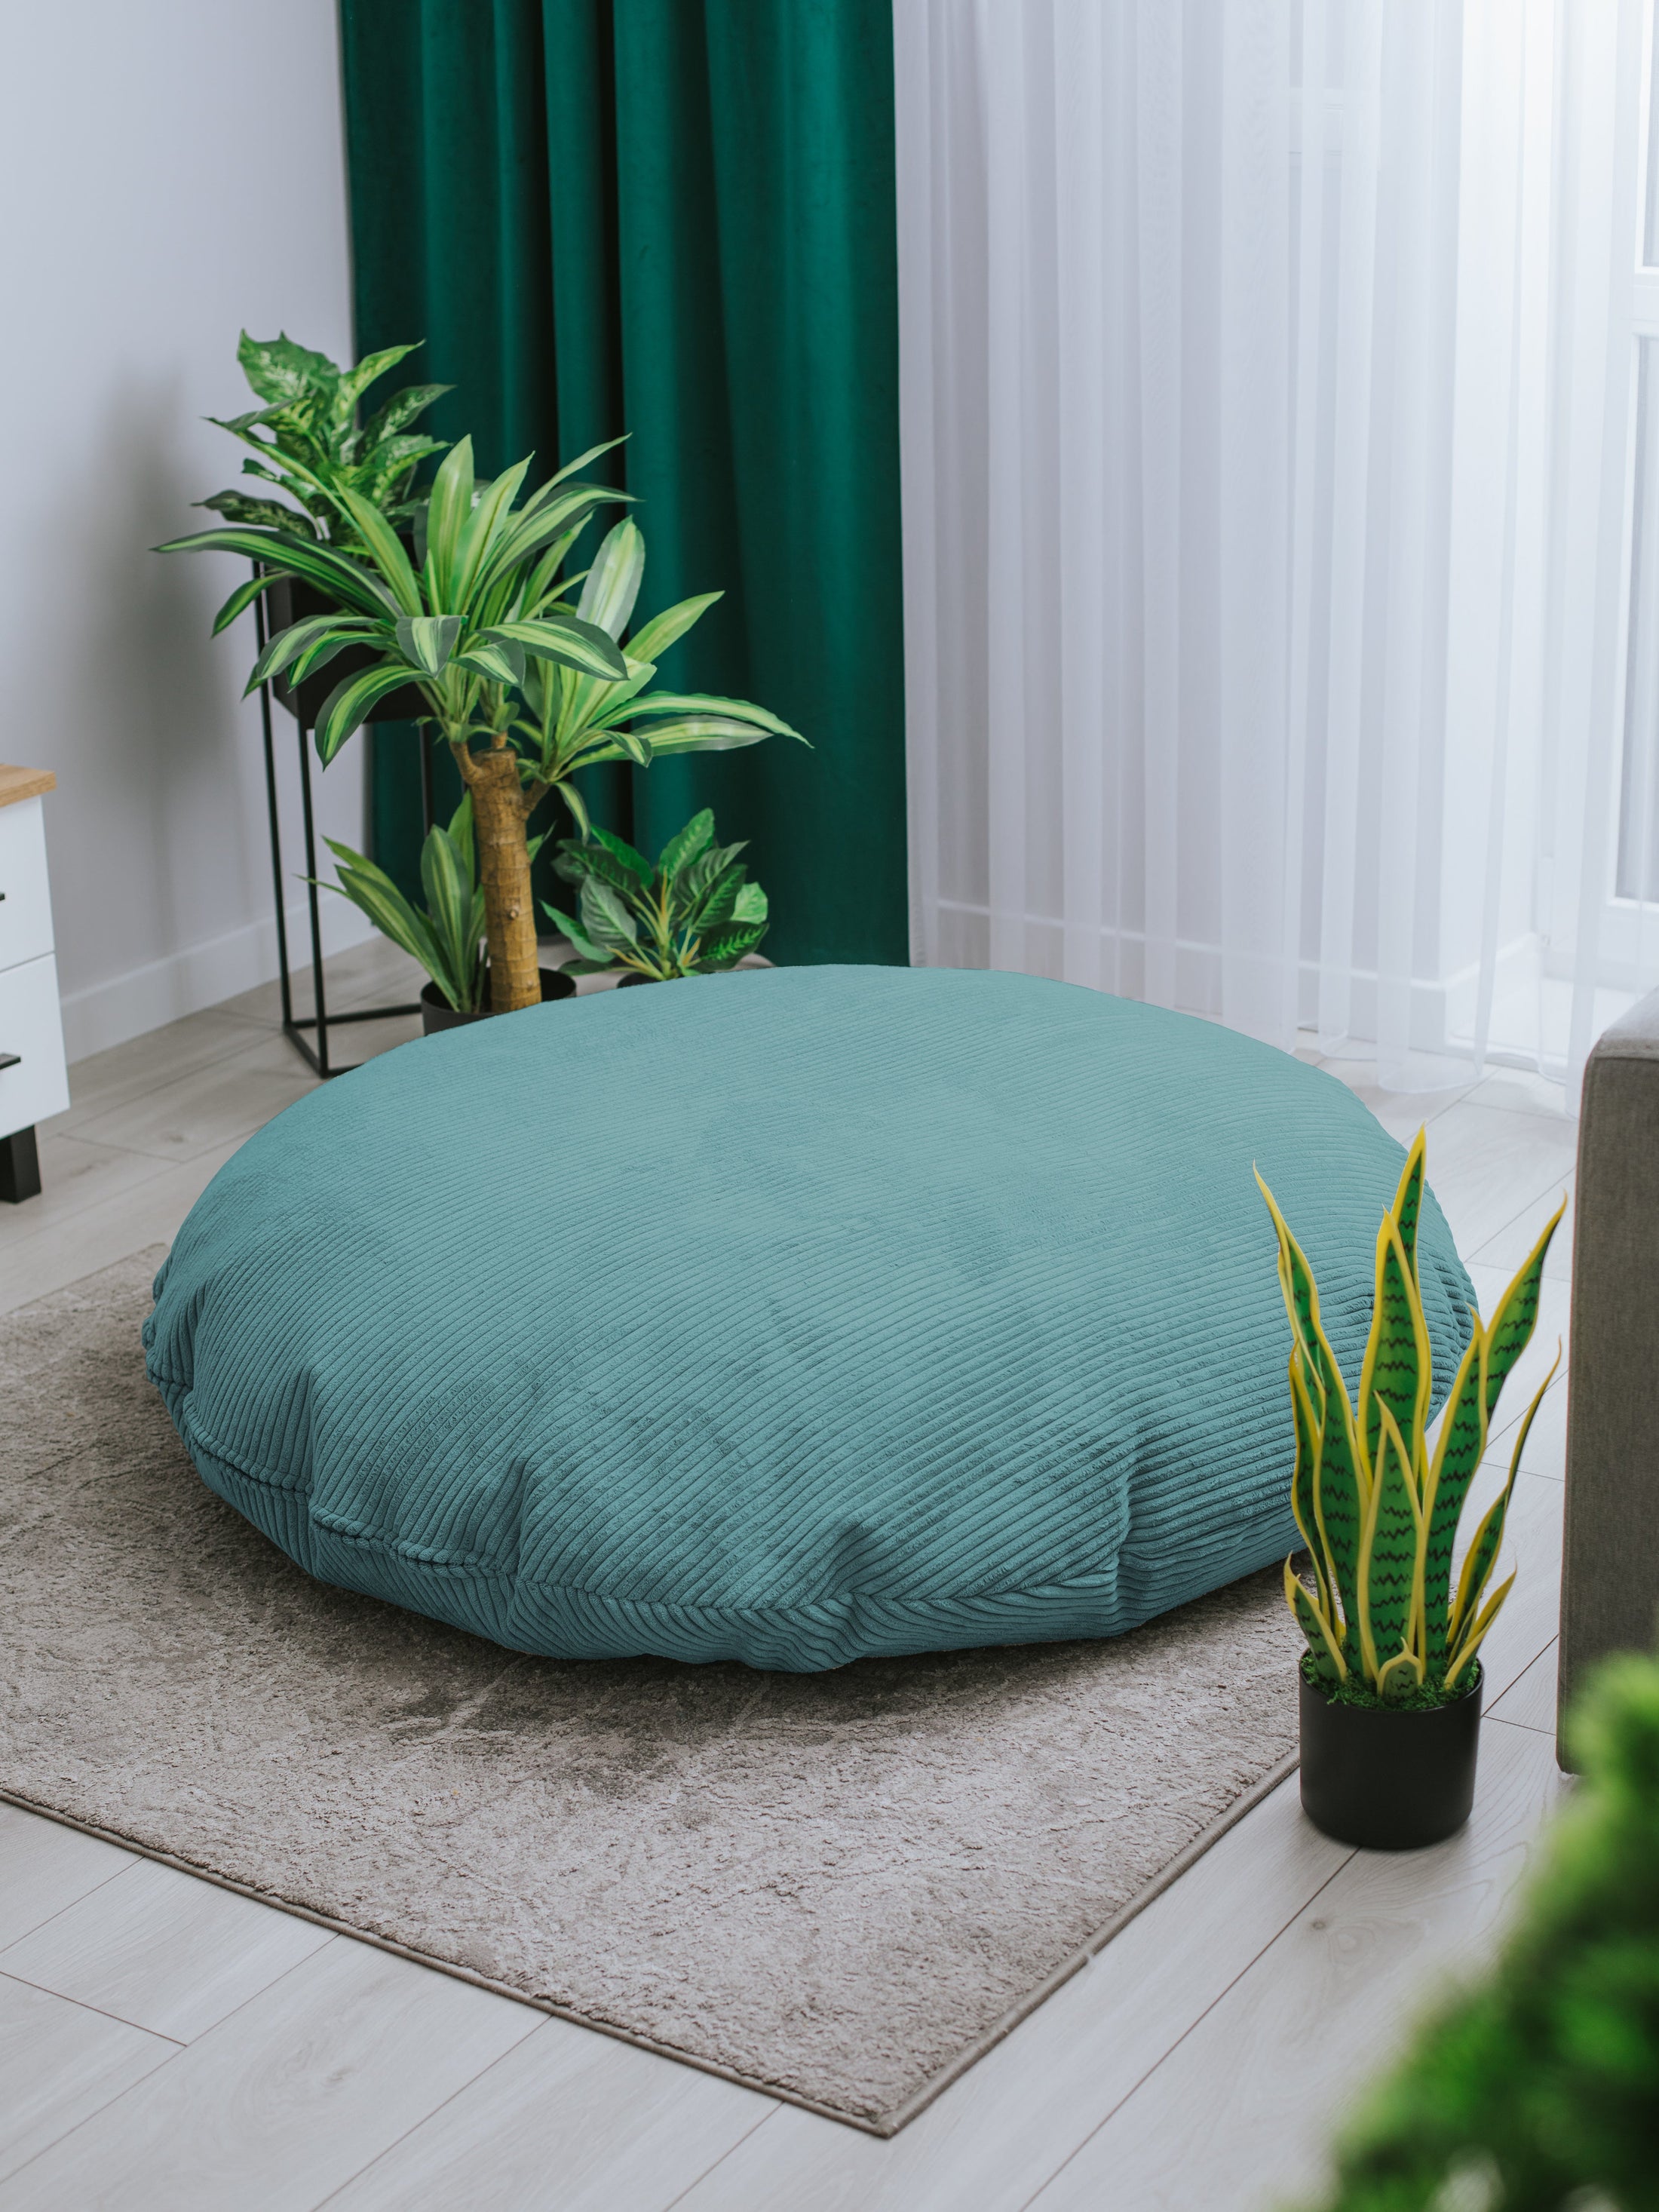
top-left (894, 0), bottom-right (1647, 1093)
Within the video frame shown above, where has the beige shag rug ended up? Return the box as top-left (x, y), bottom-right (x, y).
top-left (0, 1253), bottom-right (1299, 2132)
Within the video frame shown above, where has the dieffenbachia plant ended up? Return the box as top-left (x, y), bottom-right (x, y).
top-left (1256, 1133), bottom-right (1564, 1705)
top-left (545, 809), bottom-right (768, 980)
top-left (160, 436), bottom-right (804, 1017)
top-left (198, 331), bottom-right (452, 544)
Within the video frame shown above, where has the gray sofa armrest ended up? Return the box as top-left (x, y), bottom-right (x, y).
top-left (1558, 986), bottom-right (1659, 1763)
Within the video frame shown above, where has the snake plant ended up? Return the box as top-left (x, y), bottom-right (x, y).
top-left (1258, 1133), bottom-right (1564, 1706)
top-left (544, 809), bottom-right (768, 980)
top-left (198, 330), bottom-right (451, 544)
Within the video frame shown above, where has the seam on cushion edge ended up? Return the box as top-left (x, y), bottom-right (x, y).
top-left (198, 1453), bottom-right (1135, 1627)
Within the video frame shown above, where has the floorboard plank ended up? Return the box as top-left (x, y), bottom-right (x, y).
top-left (0, 1939), bottom-right (539, 2212)
top-left (1488, 1642), bottom-right (1557, 1737)
top-left (0, 1858), bottom-right (333, 2043)
top-left (0, 1806), bottom-right (133, 1950)
top-left (671, 1777), bottom-right (1351, 2212)
top-left (324, 2014), bottom-right (774, 2212)
top-left (0, 1974), bottom-right (176, 2185)
top-left (1026, 1720), bottom-right (1565, 2212)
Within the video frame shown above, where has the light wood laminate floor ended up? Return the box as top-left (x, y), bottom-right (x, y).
top-left (0, 946), bottom-right (1581, 2210)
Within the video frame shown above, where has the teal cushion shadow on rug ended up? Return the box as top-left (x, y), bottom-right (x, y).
top-left (143, 966), bottom-right (1477, 1674)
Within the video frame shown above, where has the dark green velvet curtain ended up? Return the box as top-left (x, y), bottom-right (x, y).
top-left (337, 0), bottom-right (907, 968)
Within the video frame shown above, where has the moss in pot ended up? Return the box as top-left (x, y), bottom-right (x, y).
top-left (1257, 1133), bottom-right (1565, 1850)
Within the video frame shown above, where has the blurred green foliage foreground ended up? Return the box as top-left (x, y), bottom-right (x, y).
top-left (1310, 1649), bottom-right (1659, 2212)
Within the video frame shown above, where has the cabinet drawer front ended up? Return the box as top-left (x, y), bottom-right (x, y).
top-left (0, 953), bottom-right (69, 1134)
top-left (0, 797), bottom-right (54, 971)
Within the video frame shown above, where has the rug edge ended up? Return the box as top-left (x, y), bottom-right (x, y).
top-left (1, 1743), bottom-right (1302, 2137)
top-left (869, 1743), bottom-right (1303, 2134)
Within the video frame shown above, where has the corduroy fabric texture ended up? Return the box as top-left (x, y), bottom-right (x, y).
top-left (144, 966), bottom-right (1476, 1672)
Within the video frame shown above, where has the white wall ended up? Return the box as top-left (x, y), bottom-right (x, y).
top-left (0, 0), bottom-right (376, 1063)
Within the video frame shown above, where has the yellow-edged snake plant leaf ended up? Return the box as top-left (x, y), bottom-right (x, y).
top-left (1421, 1327), bottom-right (1492, 1674)
top-left (1284, 1558), bottom-right (1347, 1683)
top-left (1480, 1201), bottom-right (1566, 1425)
top-left (1390, 1127), bottom-right (1428, 1285)
top-left (1357, 1212), bottom-right (1433, 1474)
top-left (1358, 1400), bottom-right (1423, 1690)
top-left (1288, 1351), bottom-right (1338, 1626)
top-left (1446, 1571), bottom-right (1516, 1692)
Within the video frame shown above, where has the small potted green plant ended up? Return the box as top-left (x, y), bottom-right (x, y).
top-left (1257, 1133), bottom-right (1564, 1850)
top-left (318, 799), bottom-right (572, 1033)
top-left (544, 809), bottom-right (769, 983)
top-left (201, 331), bottom-right (450, 724)
top-left (159, 449), bottom-right (802, 1016)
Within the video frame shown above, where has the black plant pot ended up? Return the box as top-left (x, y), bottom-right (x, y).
top-left (615, 968), bottom-right (754, 986)
top-left (265, 573), bottom-right (427, 728)
top-left (1299, 1666), bottom-right (1483, 1850)
top-left (420, 968), bottom-right (575, 1036)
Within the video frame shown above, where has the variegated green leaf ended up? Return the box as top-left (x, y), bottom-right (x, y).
top-left (694, 918), bottom-right (767, 967)
top-left (394, 615), bottom-right (462, 677)
top-left (211, 571), bottom-right (284, 636)
top-left (1357, 1213), bottom-right (1431, 1475)
top-left (452, 641), bottom-right (525, 687)
top-left (624, 591), bottom-right (721, 667)
top-left (244, 613), bottom-right (365, 695)
top-left (577, 519), bottom-right (646, 641)
top-left (1481, 1198), bottom-right (1567, 1423)
top-left (540, 903), bottom-right (611, 966)
top-left (314, 661), bottom-right (423, 764)
top-left (618, 691), bottom-right (805, 740)
top-left (423, 436), bottom-right (474, 601)
top-left (451, 456), bottom-right (532, 609)
top-left (1288, 1351), bottom-right (1337, 1626)
top-left (1285, 1559), bottom-right (1347, 1684)
top-left (1421, 1327), bottom-right (1489, 1674)
top-left (155, 526), bottom-right (395, 619)
top-left (1376, 1646), bottom-right (1425, 1703)
top-left (1391, 1127), bottom-right (1428, 1284)
top-left (1446, 1570), bottom-right (1515, 1692)
top-left (580, 877), bottom-right (639, 949)
top-left (487, 616), bottom-right (627, 680)
top-left (333, 486), bottom-right (423, 612)
top-left (1357, 1401), bottom-right (1422, 1689)
top-left (657, 810), bottom-right (716, 879)
top-left (628, 716), bottom-right (777, 756)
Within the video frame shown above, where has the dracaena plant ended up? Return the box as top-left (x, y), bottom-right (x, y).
top-left (160, 431), bottom-right (805, 1016)
top-left (199, 330), bottom-right (452, 544)
top-left (1257, 1131), bottom-right (1564, 1707)
top-left (319, 796), bottom-right (544, 1016)
top-left (508, 515), bottom-right (805, 837)
top-left (158, 435), bottom-right (635, 1011)
top-left (545, 810), bottom-right (768, 980)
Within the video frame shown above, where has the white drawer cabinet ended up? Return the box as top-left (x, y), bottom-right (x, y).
top-left (0, 767), bottom-right (68, 1201)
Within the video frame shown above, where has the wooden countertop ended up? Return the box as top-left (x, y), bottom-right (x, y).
top-left (0, 765), bottom-right (56, 808)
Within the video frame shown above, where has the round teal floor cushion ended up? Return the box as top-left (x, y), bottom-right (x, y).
top-left (144, 966), bottom-right (1475, 1673)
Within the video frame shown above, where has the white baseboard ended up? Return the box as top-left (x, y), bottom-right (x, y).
top-left (59, 900), bottom-right (379, 1066)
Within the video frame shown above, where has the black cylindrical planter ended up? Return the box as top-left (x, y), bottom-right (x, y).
top-left (420, 968), bottom-right (575, 1035)
top-left (1299, 1666), bottom-right (1483, 1850)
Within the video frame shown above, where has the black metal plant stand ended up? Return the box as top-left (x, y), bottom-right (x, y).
top-left (254, 580), bottom-right (434, 1078)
